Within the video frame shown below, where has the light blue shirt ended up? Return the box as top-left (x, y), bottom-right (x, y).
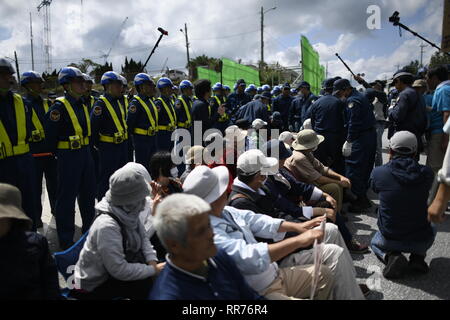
top-left (210, 206), bottom-right (286, 293)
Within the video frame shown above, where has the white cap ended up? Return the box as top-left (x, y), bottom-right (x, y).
top-left (183, 166), bottom-right (230, 204)
top-left (252, 119), bottom-right (268, 130)
top-left (237, 149), bottom-right (278, 176)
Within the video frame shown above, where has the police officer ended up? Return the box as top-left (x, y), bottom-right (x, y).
top-left (91, 71), bottom-right (129, 200)
top-left (155, 77), bottom-right (177, 151)
top-left (223, 85), bottom-right (231, 97)
top-left (175, 80), bottom-right (194, 131)
top-left (388, 71), bottom-right (427, 155)
top-left (0, 59), bottom-right (38, 230)
top-left (271, 85), bottom-right (281, 99)
top-left (22, 71), bottom-right (57, 228)
top-left (272, 83), bottom-right (293, 131)
top-left (334, 79), bottom-right (376, 212)
top-left (227, 79), bottom-right (252, 122)
top-left (210, 82), bottom-right (230, 134)
top-left (288, 81), bottom-right (318, 133)
top-left (119, 75), bottom-right (134, 162)
top-left (127, 73), bottom-right (159, 172)
top-left (307, 78), bottom-right (346, 174)
top-left (238, 92), bottom-right (271, 124)
top-left (192, 79), bottom-right (225, 140)
top-left (171, 85), bottom-right (179, 105)
top-left (245, 84), bottom-right (257, 100)
top-left (82, 73), bottom-right (96, 111)
top-left (44, 67), bottom-right (95, 248)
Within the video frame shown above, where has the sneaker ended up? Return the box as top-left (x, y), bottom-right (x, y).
top-left (409, 254), bottom-right (429, 274)
top-left (347, 239), bottom-right (370, 254)
top-left (383, 253), bottom-right (408, 279)
top-left (359, 284), bottom-right (371, 297)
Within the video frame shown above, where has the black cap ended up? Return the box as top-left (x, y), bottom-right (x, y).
top-left (271, 111), bottom-right (282, 120)
top-left (332, 79), bottom-right (352, 95)
top-left (296, 81), bottom-right (310, 90)
top-left (260, 91), bottom-right (272, 99)
top-left (235, 118), bottom-right (251, 130)
top-left (282, 83), bottom-right (291, 89)
top-left (322, 78), bottom-right (336, 90)
top-left (236, 79), bottom-right (246, 86)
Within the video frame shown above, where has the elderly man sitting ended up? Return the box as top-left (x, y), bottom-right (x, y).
top-left (184, 165), bottom-right (349, 300)
top-left (227, 149), bottom-right (367, 299)
top-left (284, 129), bottom-right (352, 213)
top-left (149, 193), bottom-right (264, 300)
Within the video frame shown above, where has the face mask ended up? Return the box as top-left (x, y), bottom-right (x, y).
top-left (170, 167), bottom-right (179, 178)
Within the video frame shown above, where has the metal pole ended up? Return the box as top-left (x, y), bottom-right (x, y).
top-left (14, 51), bottom-right (20, 84)
top-left (184, 23), bottom-right (190, 78)
top-left (30, 12), bottom-right (35, 70)
top-left (261, 7), bottom-right (264, 68)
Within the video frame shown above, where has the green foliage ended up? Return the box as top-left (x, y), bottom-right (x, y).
top-left (429, 52), bottom-right (450, 69)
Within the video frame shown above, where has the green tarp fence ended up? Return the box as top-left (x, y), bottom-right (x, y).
top-left (301, 36), bottom-right (325, 95)
top-left (197, 58), bottom-right (260, 88)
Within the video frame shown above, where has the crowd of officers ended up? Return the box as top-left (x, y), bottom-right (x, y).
top-left (0, 56), bottom-right (427, 250)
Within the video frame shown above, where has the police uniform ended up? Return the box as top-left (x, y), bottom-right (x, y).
top-left (0, 91), bottom-right (38, 229)
top-left (44, 93), bottom-right (95, 248)
top-left (91, 94), bottom-right (129, 200)
top-left (226, 91), bottom-right (252, 123)
top-left (309, 94), bottom-right (346, 173)
top-left (119, 94), bottom-right (134, 162)
top-left (210, 94), bottom-right (230, 134)
top-left (127, 94), bottom-right (159, 172)
top-left (155, 95), bottom-right (177, 151)
top-left (25, 94), bottom-right (57, 224)
top-left (175, 94), bottom-right (193, 130)
top-left (344, 88), bottom-right (376, 203)
top-left (289, 92), bottom-right (318, 132)
top-left (191, 97), bottom-right (217, 139)
top-left (272, 92), bottom-right (293, 131)
top-left (83, 94), bottom-right (100, 180)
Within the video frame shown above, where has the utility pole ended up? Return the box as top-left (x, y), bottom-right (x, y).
top-left (181, 23), bottom-right (190, 78)
top-left (30, 12), bottom-right (35, 70)
top-left (261, 7), bottom-right (264, 69)
top-left (420, 43), bottom-right (427, 67)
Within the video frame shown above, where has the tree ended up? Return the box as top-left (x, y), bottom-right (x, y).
top-left (69, 58), bottom-right (101, 75)
top-left (121, 57), bottom-right (144, 81)
top-left (189, 55), bottom-right (221, 80)
top-left (92, 62), bottom-right (113, 83)
top-left (429, 52), bottom-right (450, 69)
top-left (402, 60), bottom-right (420, 75)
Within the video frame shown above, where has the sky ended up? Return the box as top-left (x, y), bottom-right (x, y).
top-left (0, 0), bottom-right (445, 84)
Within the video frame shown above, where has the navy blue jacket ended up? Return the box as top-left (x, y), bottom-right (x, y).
top-left (238, 99), bottom-right (270, 124)
top-left (388, 86), bottom-right (427, 138)
top-left (149, 249), bottom-right (263, 300)
top-left (126, 94), bottom-right (158, 134)
top-left (289, 93), bottom-right (318, 125)
top-left (44, 93), bottom-right (90, 152)
top-left (24, 95), bottom-right (52, 155)
top-left (174, 94), bottom-right (193, 127)
top-left (309, 94), bottom-right (346, 134)
top-left (0, 229), bottom-right (61, 300)
top-left (90, 94), bottom-right (128, 147)
top-left (370, 157), bottom-right (434, 241)
top-left (0, 91), bottom-right (33, 148)
top-left (192, 97), bottom-right (219, 136)
top-left (344, 89), bottom-right (376, 142)
top-left (154, 95), bottom-right (177, 128)
top-left (226, 92), bottom-right (252, 116)
top-left (272, 95), bottom-right (293, 124)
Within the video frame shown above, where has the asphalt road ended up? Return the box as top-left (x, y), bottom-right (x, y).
top-left (38, 129), bottom-right (450, 300)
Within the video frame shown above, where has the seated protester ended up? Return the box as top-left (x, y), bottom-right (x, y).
top-left (279, 131), bottom-right (296, 150)
top-left (228, 150), bottom-right (367, 299)
top-left (370, 131), bottom-right (435, 279)
top-left (0, 184), bottom-right (61, 300)
top-left (180, 146), bottom-right (205, 183)
top-left (284, 130), bottom-right (352, 214)
top-left (73, 164), bottom-right (165, 300)
top-left (264, 140), bottom-right (369, 253)
top-left (149, 194), bottom-right (265, 300)
top-left (184, 167), bottom-right (352, 300)
top-left (149, 151), bottom-right (183, 260)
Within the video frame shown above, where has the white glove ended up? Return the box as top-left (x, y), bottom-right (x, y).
top-left (342, 141), bottom-right (353, 157)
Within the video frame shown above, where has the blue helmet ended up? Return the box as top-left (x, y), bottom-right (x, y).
top-left (257, 87), bottom-right (263, 94)
top-left (179, 80), bottom-right (193, 90)
top-left (134, 73), bottom-right (154, 86)
top-left (272, 86), bottom-right (281, 95)
top-left (58, 67), bottom-right (83, 85)
top-left (21, 71), bottom-right (43, 86)
top-left (223, 85), bottom-right (231, 91)
top-left (247, 84), bottom-right (257, 91)
top-left (290, 88), bottom-right (298, 94)
top-left (262, 84), bottom-right (271, 91)
top-left (120, 75), bottom-right (128, 87)
top-left (100, 71), bottom-right (121, 85)
top-left (157, 77), bottom-right (173, 89)
top-left (212, 82), bottom-right (223, 91)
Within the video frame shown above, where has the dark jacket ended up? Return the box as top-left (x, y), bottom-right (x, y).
top-left (228, 184), bottom-right (278, 218)
top-left (309, 94), bottom-right (346, 134)
top-left (370, 157), bottom-right (434, 242)
top-left (238, 100), bottom-right (270, 124)
top-left (0, 229), bottom-right (61, 300)
top-left (289, 93), bottom-right (318, 126)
